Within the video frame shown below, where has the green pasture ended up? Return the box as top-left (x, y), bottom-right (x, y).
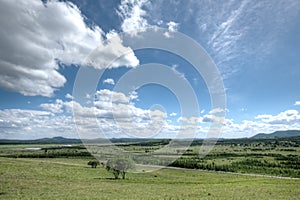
top-left (0, 157), bottom-right (299, 199)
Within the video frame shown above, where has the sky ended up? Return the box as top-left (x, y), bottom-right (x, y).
top-left (0, 0), bottom-right (300, 139)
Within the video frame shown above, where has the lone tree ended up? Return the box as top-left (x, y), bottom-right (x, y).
top-left (88, 160), bottom-right (100, 168)
top-left (106, 157), bottom-right (135, 179)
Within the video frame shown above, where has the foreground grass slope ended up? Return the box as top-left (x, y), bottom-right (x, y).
top-left (0, 157), bottom-right (299, 199)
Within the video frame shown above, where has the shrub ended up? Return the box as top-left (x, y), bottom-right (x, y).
top-left (88, 160), bottom-right (100, 168)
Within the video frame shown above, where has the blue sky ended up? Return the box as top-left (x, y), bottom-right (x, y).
top-left (0, 0), bottom-right (300, 139)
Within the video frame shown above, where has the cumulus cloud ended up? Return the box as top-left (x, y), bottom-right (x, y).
top-left (198, 108), bottom-right (227, 123)
top-left (40, 99), bottom-right (64, 114)
top-left (0, 108), bottom-right (75, 139)
top-left (103, 78), bottom-right (115, 85)
top-left (37, 89), bottom-right (167, 138)
top-left (0, 0), bottom-right (139, 97)
top-left (3, 98), bottom-right (300, 139)
top-left (255, 110), bottom-right (300, 125)
top-left (217, 109), bottom-right (300, 138)
top-left (117, 0), bottom-right (150, 35)
top-left (83, 90), bottom-right (167, 137)
top-left (174, 108), bottom-right (258, 138)
top-left (95, 89), bottom-right (131, 104)
top-left (86, 33), bottom-right (139, 69)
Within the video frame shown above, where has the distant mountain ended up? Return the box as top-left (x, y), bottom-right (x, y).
top-left (2, 131), bottom-right (300, 144)
top-left (251, 130), bottom-right (300, 139)
top-left (37, 137), bottom-right (81, 144)
top-left (0, 137), bottom-right (152, 144)
top-left (0, 137), bottom-right (81, 144)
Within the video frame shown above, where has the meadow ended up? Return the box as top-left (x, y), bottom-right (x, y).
top-left (0, 137), bottom-right (299, 199)
top-left (0, 156), bottom-right (299, 199)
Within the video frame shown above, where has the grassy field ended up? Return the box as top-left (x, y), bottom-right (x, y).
top-left (0, 156), bottom-right (299, 199)
top-left (1, 137), bottom-right (300, 178)
top-left (0, 139), bottom-right (299, 199)
top-left (117, 138), bottom-right (300, 178)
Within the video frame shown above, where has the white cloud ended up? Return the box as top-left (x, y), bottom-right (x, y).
top-left (0, 108), bottom-right (75, 139)
top-left (85, 89), bottom-right (166, 137)
top-left (197, 108), bottom-right (227, 123)
top-left (164, 21), bottom-right (179, 38)
top-left (86, 33), bottom-right (139, 69)
top-left (218, 109), bottom-right (300, 138)
top-left (177, 117), bottom-right (203, 125)
top-left (3, 99), bottom-right (300, 139)
top-left (129, 91), bottom-right (138, 101)
top-left (40, 99), bottom-right (64, 114)
top-left (167, 21), bottom-right (179, 32)
top-left (255, 110), bottom-right (300, 125)
top-left (39, 89), bottom-right (167, 138)
top-left (294, 101), bottom-right (300, 106)
top-left (170, 112), bottom-right (177, 117)
top-left (117, 0), bottom-right (150, 35)
top-left (0, 0), bottom-right (139, 97)
top-left (65, 93), bottom-right (74, 100)
top-left (209, 108), bottom-right (227, 115)
top-left (95, 89), bottom-right (131, 104)
top-left (103, 78), bottom-right (115, 85)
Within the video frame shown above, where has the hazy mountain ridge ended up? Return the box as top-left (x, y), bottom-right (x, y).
top-left (0, 137), bottom-right (82, 144)
top-left (0, 137), bottom-right (154, 144)
top-left (251, 130), bottom-right (300, 139)
top-left (1, 130), bottom-right (300, 144)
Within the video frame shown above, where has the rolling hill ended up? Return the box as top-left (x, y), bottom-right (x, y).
top-left (251, 130), bottom-right (300, 139)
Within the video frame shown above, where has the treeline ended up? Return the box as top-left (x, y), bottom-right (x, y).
top-left (117, 139), bottom-right (171, 147)
top-left (3, 149), bottom-right (93, 159)
top-left (170, 156), bottom-right (300, 178)
top-left (214, 136), bottom-right (300, 147)
top-left (5, 151), bottom-right (93, 158)
top-left (0, 144), bottom-right (94, 159)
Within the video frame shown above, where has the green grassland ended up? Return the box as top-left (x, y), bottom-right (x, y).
top-left (118, 137), bottom-right (300, 178)
top-left (0, 139), bottom-right (300, 199)
top-left (0, 156), bottom-right (299, 200)
top-left (1, 136), bottom-right (300, 178)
